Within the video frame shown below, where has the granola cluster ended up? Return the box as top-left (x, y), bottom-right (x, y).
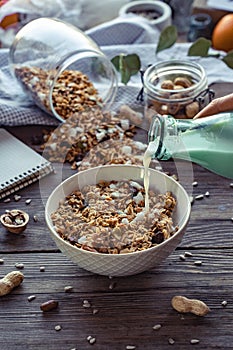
top-left (15, 66), bottom-right (102, 120)
top-left (51, 180), bottom-right (178, 254)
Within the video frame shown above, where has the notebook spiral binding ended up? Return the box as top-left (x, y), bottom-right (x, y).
top-left (0, 161), bottom-right (54, 200)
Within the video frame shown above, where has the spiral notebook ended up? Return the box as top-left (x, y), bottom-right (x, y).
top-left (0, 129), bottom-right (54, 199)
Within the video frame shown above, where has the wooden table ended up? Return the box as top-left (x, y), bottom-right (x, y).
top-left (1, 82), bottom-right (233, 350)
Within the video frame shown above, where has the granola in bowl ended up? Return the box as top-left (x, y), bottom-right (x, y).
top-left (50, 179), bottom-right (178, 254)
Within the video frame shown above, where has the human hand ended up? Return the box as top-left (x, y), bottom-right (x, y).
top-left (194, 93), bottom-right (233, 119)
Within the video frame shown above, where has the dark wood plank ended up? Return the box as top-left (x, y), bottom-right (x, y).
top-left (0, 250), bottom-right (233, 350)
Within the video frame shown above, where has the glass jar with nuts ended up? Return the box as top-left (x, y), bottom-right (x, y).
top-left (143, 60), bottom-right (214, 120)
top-left (9, 18), bottom-right (118, 122)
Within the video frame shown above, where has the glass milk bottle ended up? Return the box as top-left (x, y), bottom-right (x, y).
top-left (148, 112), bottom-right (233, 179)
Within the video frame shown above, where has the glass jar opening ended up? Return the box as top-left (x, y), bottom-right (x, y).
top-left (48, 51), bottom-right (118, 122)
top-left (144, 60), bottom-right (207, 101)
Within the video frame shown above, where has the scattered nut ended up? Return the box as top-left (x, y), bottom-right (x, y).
top-left (0, 271), bottom-right (24, 296)
top-left (185, 101), bottom-right (199, 118)
top-left (171, 295), bottom-right (210, 316)
top-left (40, 299), bottom-right (59, 312)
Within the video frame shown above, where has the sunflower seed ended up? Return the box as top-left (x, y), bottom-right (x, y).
top-left (168, 338), bottom-right (175, 345)
top-left (92, 308), bottom-right (99, 315)
top-left (33, 215), bottom-right (39, 222)
top-left (184, 251), bottom-right (193, 257)
top-left (3, 198), bottom-right (10, 203)
top-left (14, 195), bottom-right (21, 201)
top-left (28, 295), bottom-right (36, 302)
top-left (15, 262), bottom-right (24, 269)
top-left (179, 254), bottom-right (186, 261)
top-left (153, 324), bottom-right (162, 330)
top-left (195, 194), bottom-right (204, 200)
top-left (83, 300), bottom-right (91, 308)
top-left (109, 281), bottom-right (116, 290)
top-left (222, 300), bottom-right (227, 307)
top-left (87, 336), bottom-right (96, 344)
top-left (64, 285), bottom-right (73, 292)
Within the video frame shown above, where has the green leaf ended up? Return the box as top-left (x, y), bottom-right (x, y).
top-left (111, 53), bottom-right (141, 85)
top-left (156, 25), bottom-right (177, 54)
top-left (222, 50), bottom-right (233, 69)
top-left (111, 55), bottom-right (120, 71)
top-left (188, 38), bottom-right (211, 57)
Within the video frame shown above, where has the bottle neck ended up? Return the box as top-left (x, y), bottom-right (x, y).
top-left (149, 114), bottom-right (176, 159)
top-left (148, 112), bottom-right (233, 160)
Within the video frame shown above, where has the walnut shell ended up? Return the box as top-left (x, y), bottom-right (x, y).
top-left (0, 209), bottom-right (29, 234)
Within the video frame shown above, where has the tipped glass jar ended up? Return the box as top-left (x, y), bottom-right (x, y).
top-left (143, 60), bottom-right (214, 120)
top-left (9, 18), bottom-right (118, 122)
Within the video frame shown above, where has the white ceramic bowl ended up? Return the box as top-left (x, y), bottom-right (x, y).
top-left (45, 165), bottom-right (191, 276)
